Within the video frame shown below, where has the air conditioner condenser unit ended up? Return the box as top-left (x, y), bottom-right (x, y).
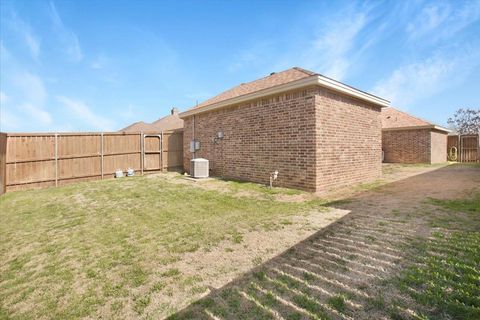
top-left (190, 158), bottom-right (209, 178)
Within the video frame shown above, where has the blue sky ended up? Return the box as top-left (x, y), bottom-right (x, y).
top-left (1, 0), bottom-right (479, 132)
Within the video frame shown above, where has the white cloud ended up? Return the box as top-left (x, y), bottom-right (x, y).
top-left (12, 71), bottom-right (47, 105)
top-left (0, 91), bottom-right (9, 104)
top-left (0, 42), bottom-right (52, 131)
top-left (0, 92), bottom-right (20, 131)
top-left (290, 3), bottom-right (389, 82)
top-left (16, 19), bottom-right (40, 59)
top-left (0, 42), bottom-right (11, 65)
top-left (18, 103), bottom-right (52, 125)
top-left (24, 32), bottom-right (40, 59)
top-left (0, 108), bottom-right (22, 131)
top-left (8, 71), bottom-right (53, 126)
top-left (118, 104), bottom-right (134, 121)
top-left (308, 12), bottom-right (367, 80)
top-left (227, 42), bottom-right (275, 73)
top-left (225, 4), bottom-right (381, 81)
top-left (407, 1), bottom-right (480, 41)
top-left (49, 1), bottom-right (83, 62)
top-left (90, 53), bottom-right (108, 70)
top-left (57, 96), bottom-right (115, 131)
top-left (372, 48), bottom-right (480, 108)
top-left (3, 11), bottom-right (41, 59)
top-left (407, 3), bottom-right (451, 39)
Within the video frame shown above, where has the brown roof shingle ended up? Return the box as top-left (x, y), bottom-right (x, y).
top-left (119, 108), bottom-right (183, 132)
top-left (194, 67), bottom-right (317, 109)
top-left (381, 107), bottom-right (432, 129)
top-left (151, 112), bottom-right (184, 131)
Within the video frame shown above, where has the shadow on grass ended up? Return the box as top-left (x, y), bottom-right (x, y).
top-left (167, 164), bottom-right (480, 320)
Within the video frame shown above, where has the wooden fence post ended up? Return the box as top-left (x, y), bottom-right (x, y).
top-left (0, 133), bottom-right (7, 195)
top-left (140, 132), bottom-right (144, 175)
top-left (459, 134), bottom-right (462, 162)
top-left (161, 131), bottom-right (164, 171)
top-left (54, 133), bottom-right (58, 187)
top-left (100, 133), bottom-right (104, 179)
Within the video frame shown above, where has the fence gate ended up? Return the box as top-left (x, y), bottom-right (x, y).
top-left (143, 134), bottom-right (163, 171)
top-left (460, 134), bottom-right (479, 162)
top-left (448, 134), bottom-right (480, 162)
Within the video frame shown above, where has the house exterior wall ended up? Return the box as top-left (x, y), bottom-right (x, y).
top-left (382, 129), bottom-right (431, 163)
top-left (183, 86), bottom-right (383, 192)
top-left (314, 89), bottom-right (382, 192)
top-left (430, 130), bottom-right (447, 163)
top-left (183, 87), bottom-right (318, 191)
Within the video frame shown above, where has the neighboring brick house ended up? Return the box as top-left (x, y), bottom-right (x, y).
top-left (382, 107), bottom-right (449, 164)
top-left (119, 108), bottom-right (183, 132)
top-left (179, 67), bottom-right (390, 192)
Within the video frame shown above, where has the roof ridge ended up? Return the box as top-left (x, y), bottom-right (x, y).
top-left (245, 67), bottom-right (312, 82)
top-left (292, 66), bottom-right (318, 76)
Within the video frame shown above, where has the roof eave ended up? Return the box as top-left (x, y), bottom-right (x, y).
top-left (382, 125), bottom-right (451, 133)
top-left (179, 75), bottom-right (390, 118)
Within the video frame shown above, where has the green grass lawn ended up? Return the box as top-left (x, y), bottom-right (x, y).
top-left (0, 174), bottom-right (327, 319)
top-left (1, 165), bottom-right (479, 320)
top-left (396, 194), bottom-right (480, 320)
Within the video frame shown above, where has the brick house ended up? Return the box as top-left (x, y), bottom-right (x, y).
top-left (382, 107), bottom-right (449, 164)
top-left (179, 67), bottom-right (390, 192)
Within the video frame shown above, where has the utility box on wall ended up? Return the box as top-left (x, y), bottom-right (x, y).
top-left (189, 140), bottom-right (200, 153)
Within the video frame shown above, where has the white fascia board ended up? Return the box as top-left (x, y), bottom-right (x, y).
top-left (382, 125), bottom-right (451, 133)
top-left (432, 125), bottom-right (452, 133)
top-left (180, 75), bottom-right (390, 118)
top-left (315, 75), bottom-right (390, 108)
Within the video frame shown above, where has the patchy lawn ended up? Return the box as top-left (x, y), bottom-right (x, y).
top-left (0, 173), bottom-right (343, 319)
top-left (1, 164), bottom-right (479, 320)
top-left (170, 164), bottom-right (480, 320)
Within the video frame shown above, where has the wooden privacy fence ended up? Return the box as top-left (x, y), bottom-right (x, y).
top-left (3, 131), bottom-right (183, 192)
top-left (447, 134), bottom-right (479, 162)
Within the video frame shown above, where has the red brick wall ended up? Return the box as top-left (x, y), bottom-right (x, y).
top-left (382, 129), bottom-right (431, 163)
top-left (183, 87), bottom-right (318, 191)
top-left (314, 89), bottom-right (382, 192)
top-left (183, 86), bottom-right (382, 192)
top-left (430, 130), bottom-right (447, 163)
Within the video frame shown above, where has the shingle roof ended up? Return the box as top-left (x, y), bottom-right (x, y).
top-left (381, 107), bottom-right (432, 129)
top-left (194, 67), bottom-right (317, 109)
top-left (151, 112), bottom-right (184, 131)
top-left (119, 108), bottom-right (183, 132)
top-left (120, 121), bottom-right (152, 132)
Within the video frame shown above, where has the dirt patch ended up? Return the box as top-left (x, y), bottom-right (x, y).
top-left (140, 207), bottom-right (350, 317)
top-left (147, 172), bottom-right (316, 202)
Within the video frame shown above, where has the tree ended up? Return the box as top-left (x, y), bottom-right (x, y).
top-left (447, 108), bottom-right (480, 134)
